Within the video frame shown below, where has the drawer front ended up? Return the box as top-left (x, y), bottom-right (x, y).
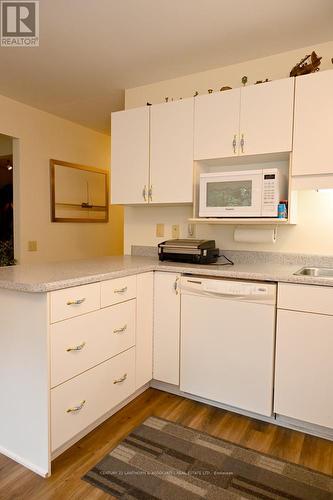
top-left (50, 300), bottom-right (136, 387)
top-left (50, 283), bottom-right (100, 323)
top-left (278, 283), bottom-right (333, 315)
top-left (51, 347), bottom-right (135, 452)
top-left (101, 275), bottom-right (137, 307)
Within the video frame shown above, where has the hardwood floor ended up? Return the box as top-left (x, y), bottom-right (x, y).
top-left (0, 388), bottom-right (332, 499)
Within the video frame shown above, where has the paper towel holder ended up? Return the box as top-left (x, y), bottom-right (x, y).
top-left (233, 226), bottom-right (278, 244)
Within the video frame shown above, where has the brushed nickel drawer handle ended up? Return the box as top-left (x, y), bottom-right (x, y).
top-left (114, 286), bottom-right (127, 294)
top-left (113, 373), bottom-right (127, 384)
top-left (113, 324), bottom-right (127, 334)
top-left (240, 133), bottom-right (245, 153)
top-left (66, 341), bottom-right (86, 352)
top-left (232, 134), bottom-right (237, 154)
top-left (66, 400), bottom-right (86, 413)
top-left (67, 298), bottom-right (86, 306)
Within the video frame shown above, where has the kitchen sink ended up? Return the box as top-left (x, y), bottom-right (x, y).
top-left (294, 266), bottom-right (333, 278)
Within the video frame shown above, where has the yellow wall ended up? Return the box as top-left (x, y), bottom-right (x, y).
top-left (0, 94), bottom-right (123, 264)
top-left (124, 41), bottom-right (333, 255)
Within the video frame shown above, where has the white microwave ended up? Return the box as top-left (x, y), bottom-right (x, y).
top-left (199, 169), bottom-right (281, 218)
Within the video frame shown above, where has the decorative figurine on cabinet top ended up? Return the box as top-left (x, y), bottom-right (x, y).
top-left (290, 51), bottom-right (322, 77)
top-left (241, 76), bottom-right (248, 86)
top-left (208, 89), bottom-right (213, 94)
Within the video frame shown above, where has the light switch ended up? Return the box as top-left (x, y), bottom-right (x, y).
top-left (172, 224), bottom-right (180, 239)
top-left (156, 223), bottom-right (165, 237)
top-left (28, 240), bottom-right (37, 252)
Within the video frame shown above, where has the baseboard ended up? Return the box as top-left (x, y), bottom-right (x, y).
top-left (0, 445), bottom-right (49, 478)
top-left (275, 414), bottom-right (333, 441)
top-left (51, 384), bottom-right (149, 460)
top-left (150, 380), bottom-right (333, 441)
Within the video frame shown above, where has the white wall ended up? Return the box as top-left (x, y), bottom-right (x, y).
top-left (0, 94), bottom-right (123, 264)
top-left (0, 134), bottom-right (13, 156)
top-left (124, 41), bottom-right (333, 255)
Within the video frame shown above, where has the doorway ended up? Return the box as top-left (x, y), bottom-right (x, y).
top-left (0, 133), bottom-right (14, 265)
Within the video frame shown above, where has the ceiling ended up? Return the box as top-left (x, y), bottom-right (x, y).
top-left (0, 0), bottom-right (332, 133)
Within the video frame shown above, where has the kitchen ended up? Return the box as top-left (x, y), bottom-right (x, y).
top-left (0, 2), bottom-right (333, 499)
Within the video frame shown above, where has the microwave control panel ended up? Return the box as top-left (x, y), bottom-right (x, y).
top-left (262, 169), bottom-right (279, 216)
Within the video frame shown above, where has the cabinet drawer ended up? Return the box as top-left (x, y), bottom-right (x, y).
top-left (50, 283), bottom-right (100, 323)
top-left (51, 347), bottom-right (135, 452)
top-left (278, 283), bottom-right (333, 315)
top-left (101, 275), bottom-right (136, 307)
top-left (50, 300), bottom-right (136, 387)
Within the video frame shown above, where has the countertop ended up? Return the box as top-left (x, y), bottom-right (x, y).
top-left (0, 254), bottom-right (333, 292)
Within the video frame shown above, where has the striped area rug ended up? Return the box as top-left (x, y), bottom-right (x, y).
top-left (83, 416), bottom-right (333, 499)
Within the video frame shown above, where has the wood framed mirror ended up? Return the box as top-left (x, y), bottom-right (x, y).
top-left (50, 159), bottom-right (109, 222)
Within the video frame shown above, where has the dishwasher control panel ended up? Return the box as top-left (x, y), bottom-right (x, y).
top-left (181, 277), bottom-right (277, 305)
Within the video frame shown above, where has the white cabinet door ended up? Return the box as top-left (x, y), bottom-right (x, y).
top-left (135, 272), bottom-right (154, 389)
top-left (292, 70), bottom-right (333, 176)
top-left (153, 272), bottom-right (180, 385)
top-left (274, 309), bottom-right (333, 429)
top-left (239, 78), bottom-right (294, 156)
top-left (150, 98), bottom-right (194, 203)
top-left (194, 89), bottom-right (241, 160)
top-left (111, 107), bottom-right (150, 204)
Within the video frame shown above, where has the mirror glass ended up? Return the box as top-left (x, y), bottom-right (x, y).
top-left (50, 160), bottom-right (109, 222)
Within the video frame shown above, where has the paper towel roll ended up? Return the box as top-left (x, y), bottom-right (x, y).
top-left (234, 228), bottom-right (277, 244)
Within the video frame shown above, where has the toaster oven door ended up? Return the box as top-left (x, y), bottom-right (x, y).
top-left (199, 171), bottom-right (263, 217)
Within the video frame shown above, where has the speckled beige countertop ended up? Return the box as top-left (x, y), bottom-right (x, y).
top-left (0, 254), bottom-right (333, 292)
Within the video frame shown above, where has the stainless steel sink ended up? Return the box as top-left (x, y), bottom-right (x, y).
top-left (294, 266), bottom-right (333, 278)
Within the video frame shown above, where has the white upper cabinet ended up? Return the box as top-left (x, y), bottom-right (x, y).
top-left (194, 89), bottom-right (241, 160)
top-left (150, 98), bottom-right (194, 203)
top-left (239, 78), bottom-right (294, 156)
top-left (292, 70), bottom-right (333, 177)
top-left (194, 78), bottom-right (294, 160)
top-left (111, 107), bottom-right (150, 205)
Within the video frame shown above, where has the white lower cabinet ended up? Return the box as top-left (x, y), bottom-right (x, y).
top-left (51, 347), bottom-right (135, 452)
top-left (135, 273), bottom-right (154, 389)
top-left (274, 309), bottom-right (333, 429)
top-left (50, 300), bottom-right (136, 387)
top-left (153, 272), bottom-right (180, 385)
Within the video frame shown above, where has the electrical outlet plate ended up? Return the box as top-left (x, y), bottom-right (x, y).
top-left (28, 240), bottom-right (37, 252)
top-left (171, 224), bottom-right (180, 239)
top-left (156, 223), bottom-right (165, 237)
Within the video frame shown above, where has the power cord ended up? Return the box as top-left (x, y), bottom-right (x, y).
top-left (209, 254), bottom-right (234, 266)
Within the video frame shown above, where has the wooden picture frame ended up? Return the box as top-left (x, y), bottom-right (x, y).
top-left (50, 159), bottom-right (109, 223)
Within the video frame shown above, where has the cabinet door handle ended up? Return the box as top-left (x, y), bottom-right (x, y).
top-left (66, 400), bottom-right (86, 413)
top-left (240, 134), bottom-right (245, 154)
top-left (174, 276), bottom-right (180, 295)
top-left (67, 298), bottom-right (86, 306)
top-left (232, 134), bottom-right (237, 154)
top-left (66, 341), bottom-right (86, 352)
top-left (113, 324), bottom-right (127, 334)
top-left (114, 286), bottom-right (127, 294)
top-left (113, 373), bottom-right (127, 384)
top-left (142, 185), bottom-right (147, 202)
top-left (148, 186), bottom-right (153, 202)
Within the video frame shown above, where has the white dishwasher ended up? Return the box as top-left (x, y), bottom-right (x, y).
top-left (180, 275), bottom-right (277, 417)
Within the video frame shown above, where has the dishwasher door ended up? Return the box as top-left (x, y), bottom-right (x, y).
top-left (180, 276), bottom-right (276, 416)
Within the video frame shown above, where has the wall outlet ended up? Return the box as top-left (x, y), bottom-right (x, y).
top-left (28, 240), bottom-right (37, 252)
top-left (156, 223), bottom-right (165, 237)
top-left (171, 224), bottom-right (180, 239)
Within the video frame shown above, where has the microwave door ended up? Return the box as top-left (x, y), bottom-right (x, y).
top-left (200, 173), bottom-right (263, 217)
